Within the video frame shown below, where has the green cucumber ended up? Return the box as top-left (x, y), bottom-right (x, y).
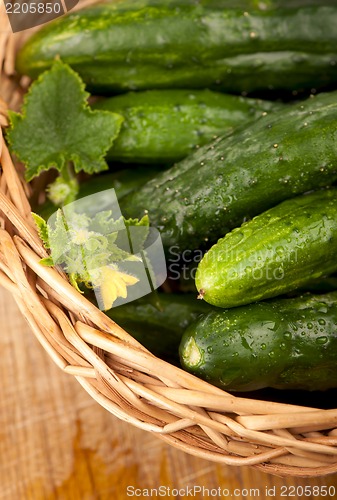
top-left (93, 90), bottom-right (282, 164)
top-left (196, 188), bottom-right (337, 308)
top-left (106, 292), bottom-right (215, 363)
top-left (16, 1), bottom-right (337, 94)
top-left (179, 291), bottom-right (337, 391)
top-left (122, 90), bottom-right (337, 251)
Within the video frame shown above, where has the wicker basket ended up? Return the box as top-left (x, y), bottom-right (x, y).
top-left (1, 3), bottom-right (337, 478)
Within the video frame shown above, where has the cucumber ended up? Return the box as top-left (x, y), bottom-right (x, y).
top-left (106, 292), bottom-right (215, 364)
top-left (36, 167), bottom-right (158, 220)
top-left (195, 188), bottom-right (337, 308)
top-left (16, 1), bottom-right (337, 95)
top-left (122, 90), bottom-right (337, 251)
top-left (179, 291), bottom-right (337, 392)
top-left (93, 90), bottom-right (282, 164)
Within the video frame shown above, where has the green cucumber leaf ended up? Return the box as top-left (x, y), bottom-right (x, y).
top-left (31, 212), bottom-right (50, 249)
top-left (7, 60), bottom-right (124, 181)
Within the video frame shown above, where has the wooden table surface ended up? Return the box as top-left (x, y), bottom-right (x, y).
top-left (1, 286), bottom-right (337, 500)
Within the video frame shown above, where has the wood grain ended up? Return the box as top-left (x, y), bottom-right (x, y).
top-left (1, 286), bottom-right (337, 500)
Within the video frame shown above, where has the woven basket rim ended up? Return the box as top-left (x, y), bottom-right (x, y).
top-left (1, 1), bottom-right (337, 478)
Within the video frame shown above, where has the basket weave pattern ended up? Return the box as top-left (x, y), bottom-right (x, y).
top-left (1, 4), bottom-right (337, 478)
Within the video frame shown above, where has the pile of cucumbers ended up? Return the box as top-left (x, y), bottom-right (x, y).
top-left (17, 0), bottom-right (337, 393)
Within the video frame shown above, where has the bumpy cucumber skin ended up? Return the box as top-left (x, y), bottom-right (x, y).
top-left (196, 188), bottom-right (337, 308)
top-left (106, 293), bottom-right (215, 363)
top-left (179, 292), bottom-right (337, 391)
top-left (93, 90), bottom-right (282, 164)
top-left (122, 91), bottom-right (337, 251)
top-left (16, 2), bottom-right (337, 94)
